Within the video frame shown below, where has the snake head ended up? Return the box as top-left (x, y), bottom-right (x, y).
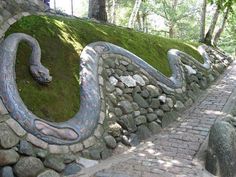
top-left (30, 65), bottom-right (52, 84)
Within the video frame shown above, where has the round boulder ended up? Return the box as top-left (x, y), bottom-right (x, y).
top-left (14, 157), bottom-right (44, 177)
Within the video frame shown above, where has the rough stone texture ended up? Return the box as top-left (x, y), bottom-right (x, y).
top-left (104, 135), bottom-right (117, 149)
top-left (0, 166), bottom-right (14, 177)
top-left (206, 120), bottom-right (236, 177)
top-left (76, 157), bottom-right (98, 168)
top-left (0, 123), bottom-right (19, 148)
top-left (118, 101), bottom-right (133, 114)
top-left (6, 118), bottom-right (26, 137)
top-left (48, 145), bottom-right (69, 154)
top-left (77, 55), bottom-right (235, 177)
top-left (19, 140), bottom-right (34, 156)
top-left (44, 155), bottom-right (66, 172)
top-left (136, 125), bottom-right (152, 140)
top-left (26, 133), bottom-right (48, 149)
top-left (0, 99), bottom-right (8, 115)
top-left (14, 157), bottom-right (44, 177)
top-left (0, 149), bottom-right (19, 166)
top-left (37, 170), bottom-right (60, 177)
top-left (120, 76), bottom-right (136, 87)
top-left (63, 163), bottom-right (82, 176)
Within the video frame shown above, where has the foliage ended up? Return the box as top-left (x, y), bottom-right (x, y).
top-left (6, 15), bottom-right (202, 122)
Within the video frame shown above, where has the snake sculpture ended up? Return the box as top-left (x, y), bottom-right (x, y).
top-left (0, 33), bottom-right (211, 144)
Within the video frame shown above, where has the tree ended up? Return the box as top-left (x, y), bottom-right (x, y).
top-left (213, 0), bottom-right (235, 45)
top-left (199, 0), bottom-right (207, 42)
top-left (107, 0), bottom-right (118, 24)
top-left (152, 0), bottom-right (199, 38)
top-left (128, 0), bottom-right (142, 28)
top-left (88, 0), bottom-right (107, 22)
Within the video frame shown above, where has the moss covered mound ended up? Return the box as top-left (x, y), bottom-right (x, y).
top-left (6, 15), bottom-right (203, 122)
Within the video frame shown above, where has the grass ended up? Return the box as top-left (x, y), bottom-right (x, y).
top-left (5, 15), bottom-right (203, 122)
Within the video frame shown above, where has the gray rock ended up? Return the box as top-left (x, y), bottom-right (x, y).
top-left (109, 76), bottom-right (118, 86)
top-left (158, 94), bottom-right (166, 104)
top-left (105, 82), bottom-right (115, 92)
top-left (118, 115), bottom-right (137, 132)
top-left (76, 157), bottom-right (98, 168)
top-left (108, 123), bottom-right (122, 137)
top-left (148, 122), bottom-right (162, 134)
top-left (109, 94), bottom-right (117, 105)
top-left (161, 112), bottom-right (177, 128)
top-left (214, 63), bottom-right (225, 73)
top-left (19, 140), bottom-right (34, 156)
top-left (208, 74), bottom-right (215, 82)
top-left (199, 77), bottom-right (208, 89)
top-left (147, 85), bottom-right (161, 97)
top-left (114, 108), bottom-right (122, 117)
top-left (127, 64), bottom-right (135, 72)
top-left (0, 123), bottom-right (19, 148)
top-left (37, 170), bottom-right (60, 177)
top-left (133, 93), bottom-right (149, 108)
top-left (104, 135), bottom-right (117, 149)
top-left (174, 101), bottom-right (185, 111)
top-left (89, 149), bottom-right (101, 160)
top-left (63, 163), bottom-right (82, 176)
top-left (206, 121), bottom-right (236, 177)
top-left (0, 166), bottom-right (14, 177)
top-left (118, 101), bottom-right (133, 114)
top-left (44, 155), bottom-right (65, 172)
top-left (115, 88), bottom-right (123, 96)
top-left (140, 108), bottom-right (148, 115)
top-left (141, 90), bottom-right (149, 98)
top-left (129, 133), bottom-right (140, 146)
top-left (161, 104), bottom-right (171, 112)
top-left (155, 109), bottom-right (164, 117)
top-left (147, 113), bottom-right (158, 122)
top-left (133, 111), bottom-right (140, 117)
top-left (120, 60), bottom-right (129, 66)
top-left (95, 172), bottom-right (131, 177)
top-left (0, 149), bottom-right (19, 166)
top-left (120, 76), bottom-right (136, 87)
top-left (185, 98), bottom-right (193, 107)
top-left (150, 98), bottom-right (160, 109)
top-left (35, 148), bottom-right (48, 159)
top-left (166, 98), bottom-right (174, 108)
top-left (136, 125), bottom-right (152, 140)
top-left (14, 157), bottom-right (44, 177)
top-left (101, 148), bottom-right (112, 159)
top-left (132, 102), bottom-right (139, 111)
top-left (135, 116), bottom-right (147, 125)
top-left (133, 74), bottom-right (145, 86)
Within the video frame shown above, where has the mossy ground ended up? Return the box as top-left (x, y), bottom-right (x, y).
top-left (6, 15), bottom-right (203, 122)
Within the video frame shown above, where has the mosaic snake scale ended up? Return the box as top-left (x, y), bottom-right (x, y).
top-left (0, 33), bottom-right (211, 144)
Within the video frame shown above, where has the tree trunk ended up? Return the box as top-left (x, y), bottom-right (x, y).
top-left (88, 0), bottom-right (107, 22)
top-left (128, 0), bottom-right (142, 28)
top-left (213, 5), bottom-right (230, 46)
top-left (111, 0), bottom-right (117, 24)
top-left (199, 0), bottom-right (207, 42)
top-left (137, 11), bottom-right (142, 31)
top-left (168, 0), bottom-right (178, 38)
top-left (71, 0), bottom-right (73, 16)
top-left (54, 0), bottom-right (56, 10)
top-left (204, 5), bottom-right (220, 45)
top-left (142, 13), bottom-right (148, 33)
top-left (169, 23), bottom-right (175, 38)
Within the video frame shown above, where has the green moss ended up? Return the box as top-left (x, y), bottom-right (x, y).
top-left (5, 15), bottom-right (203, 122)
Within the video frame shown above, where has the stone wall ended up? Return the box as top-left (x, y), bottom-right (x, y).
top-left (0, 1), bottom-right (234, 177)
